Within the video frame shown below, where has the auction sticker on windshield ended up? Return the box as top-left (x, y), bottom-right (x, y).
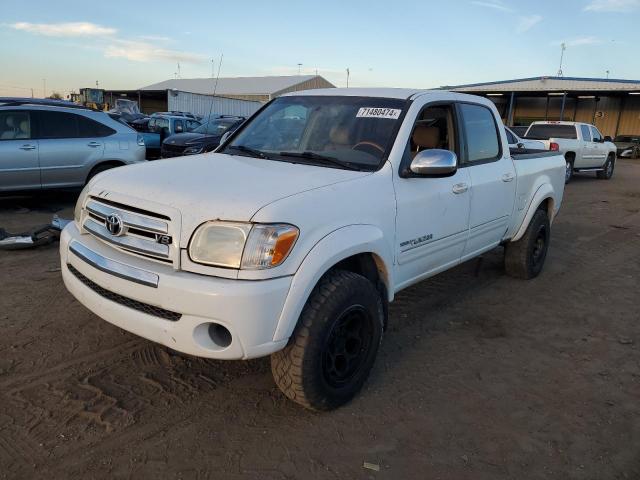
top-left (356, 107), bottom-right (401, 119)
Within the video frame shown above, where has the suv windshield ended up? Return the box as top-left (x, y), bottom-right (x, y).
top-left (222, 96), bottom-right (406, 171)
top-left (525, 124), bottom-right (577, 140)
top-left (194, 118), bottom-right (239, 135)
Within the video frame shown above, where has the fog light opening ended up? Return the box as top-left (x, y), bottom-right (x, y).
top-left (208, 323), bottom-right (232, 348)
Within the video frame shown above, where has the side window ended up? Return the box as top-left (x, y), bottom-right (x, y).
top-left (459, 103), bottom-right (501, 163)
top-left (0, 110), bottom-right (31, 140)
top-left (505, 128), bottom-right (516, 144)
top-left (77, 115), bottom-right (116, 138)
top-left (36, 111), bottom-right (79, 139)
top-left (580, 125), bottom-right (591, 141)
top-left (186, 120), bottom-right (199, 131)
top-left (590, 126), bottom-right (602, 142)
top-left (174, 119), bottom-right (184, 133)
top-left (408, 104), bottom-right (457, 159)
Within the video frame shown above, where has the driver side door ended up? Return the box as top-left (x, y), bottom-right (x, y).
top-left (393, 102), bottom-right (471, 290)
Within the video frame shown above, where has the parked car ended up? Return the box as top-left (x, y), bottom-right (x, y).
top-left (61, 89), bottom-right (565, 410)
top-left (504, 125), bottom-right (545, 150)
top-left (524, 121), bottom-right (617, 183)
top-left (161, 115), bottom-right (245, 158)
top-left (142, 113), bottom-right (202, 159)
top-left (0, 98), bottom-right (146, 191)
top-left (613, 134), bottom-right (640, 159)
top-left (509, 125), bottom-right (529, 137)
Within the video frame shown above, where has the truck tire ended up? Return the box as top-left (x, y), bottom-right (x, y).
top-left (271, 269), bottom-right (384, 411)
top-left (564, 155), bottom-right (574, 184)
top-left (504, 209), bottom-right (550, 280)
top-left (597, 155), bottom-right (615, 180)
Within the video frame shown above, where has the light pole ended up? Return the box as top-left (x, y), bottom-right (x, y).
top-left (43, 79), bottom-right (46, 98)
top-left (346, 68), bottom-right (350, 88)
top-left (297, 63), bottom-right (302, 75)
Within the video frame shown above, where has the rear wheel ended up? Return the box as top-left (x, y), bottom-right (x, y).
top-left (271, 270), bottom-right (384, 411)
top-left (597, 155), bottom-right (615, 180)
top-left (564, 155), bottom-right (574, 184)
top-left (505, 209), bottom-right (550, 280)
top-left (86, 163), bottom-right (119, 183)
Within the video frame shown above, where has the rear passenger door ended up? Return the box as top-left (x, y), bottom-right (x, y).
top-left (458, 102), bottom-right (517, 260)
top-left (0, 110), bottom-right (40, 191)
top-left (35, 110), bottom-right (105, 188)
top-left (590, 126), bottom-right (607, 166)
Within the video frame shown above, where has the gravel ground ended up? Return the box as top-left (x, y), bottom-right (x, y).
top-left (1, 159), bottom-right (639, 479)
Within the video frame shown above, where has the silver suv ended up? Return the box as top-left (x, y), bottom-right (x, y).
top-left (0, 99), bottom-right (146, 192)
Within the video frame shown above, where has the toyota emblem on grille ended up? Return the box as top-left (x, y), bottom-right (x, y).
top-left (105, 214), bottom-right (124, 236)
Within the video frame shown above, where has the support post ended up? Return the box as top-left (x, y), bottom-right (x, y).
top-left (507, 92), bottom-right (515, 126)
top-left (560, 92), bottom-right (567, 121)
top-left (614, 95), bottom-right (626, 137)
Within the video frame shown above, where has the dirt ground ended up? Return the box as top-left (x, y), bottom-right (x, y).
top-left (1, 160), bottom-right (639, 480)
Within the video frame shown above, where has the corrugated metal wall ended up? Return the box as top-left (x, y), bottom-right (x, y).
top-left (492, 95), bottom-right (640, 136)
top-left (168, 91), bottom-right (262, 118)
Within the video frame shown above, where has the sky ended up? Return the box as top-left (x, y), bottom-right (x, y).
top-left (0, 0), bottom-right (639, 98)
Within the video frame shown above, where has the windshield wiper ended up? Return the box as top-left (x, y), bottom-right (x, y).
top-left (226, 145), bottom-right (270, 159)
top-left (278, 151), bottom-right (361, 171)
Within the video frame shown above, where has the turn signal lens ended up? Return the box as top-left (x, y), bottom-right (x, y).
top-left (241, 224), bottom-right (299, 269)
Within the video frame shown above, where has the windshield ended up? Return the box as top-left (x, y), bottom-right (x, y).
top-left (194, 118), bottom-right (239, 135)
top-left (525, 124), bottom-right (577, 140)
top-left (222, 96), bottom-right (406, 170)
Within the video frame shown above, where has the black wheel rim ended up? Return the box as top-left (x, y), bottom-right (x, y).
top-left (565, 161), bottom-right (572, 181)
top-left (531, 225), bottom-right (547, 267)
top-left (606, 160), bottom-right (613, 177)
top-left (322, 306), bottom-right (373, 389)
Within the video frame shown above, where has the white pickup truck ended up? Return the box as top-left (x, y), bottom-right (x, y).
top-left (524, 121), bottom-right (617, 183)
top-left (61, 89), bottom-right (565, 410)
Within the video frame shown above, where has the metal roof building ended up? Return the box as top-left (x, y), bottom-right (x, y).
top-left (445, 76), bottom-right (640, 137)
top-left (140, 75), bottom-right (336, 102)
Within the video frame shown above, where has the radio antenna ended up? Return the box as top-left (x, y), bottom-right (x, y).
top-left (205, 53), bottom-right (224, 135)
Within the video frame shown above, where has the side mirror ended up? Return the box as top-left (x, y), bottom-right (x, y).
top-left (409, 149), bottom-right (457, 176)
top-left (603, 136), bottom-right (612, 142)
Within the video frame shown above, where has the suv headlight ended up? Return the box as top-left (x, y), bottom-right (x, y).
top-left (184, 145), bottom-right (204, 155)
top-left (189, 221), bottom-right (299, 269)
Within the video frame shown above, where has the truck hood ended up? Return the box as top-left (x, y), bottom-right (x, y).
top-left (89, 153), bottom-right (369, 246)
top-left (164, 132), bottom-right (220, 146)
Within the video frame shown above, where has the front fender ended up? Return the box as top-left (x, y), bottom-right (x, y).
top-left (272, 224), bottom-right (393, 343)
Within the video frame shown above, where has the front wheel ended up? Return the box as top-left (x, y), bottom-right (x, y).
top-left (271, 270), bottom-right (384, 411)
top-left (597, 156), bottom-right (615, 179)
top-left (505, 209), bottom-right (551, 280)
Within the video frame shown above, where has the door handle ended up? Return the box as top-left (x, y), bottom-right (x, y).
top-left (19, 144), bottom-right (36, 151)
top-left (502, 172), bottom-right (515, 182)
top-left (452, 183), bottom-right (468, 194)
top-left (87, 142), bottom-right (102, 147)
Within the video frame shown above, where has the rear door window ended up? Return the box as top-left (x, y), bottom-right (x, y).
top-left (458, 103), bottom-right (501, 163)
top-left (580, 125), bottom-right (592, 141)
top-left (36, 111), bottom-right (79, 139)
top-left (0, 110), bottom-right (31, 140)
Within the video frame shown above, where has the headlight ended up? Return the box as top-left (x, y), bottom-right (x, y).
top-left (184, 146), bottom-right (204, 155)
top-left (74, 182), bottom-right (92, 224)
top-left (189, 221), bottom-right (299, 269)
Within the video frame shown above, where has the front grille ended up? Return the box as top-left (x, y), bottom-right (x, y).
top-left (68, 264), bottom-right (181, 321)
top-left (83, 198), bottom-right (175, 265)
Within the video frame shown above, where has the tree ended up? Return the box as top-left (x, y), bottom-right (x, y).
top-left (48, 92), bottom-right (63, 100)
